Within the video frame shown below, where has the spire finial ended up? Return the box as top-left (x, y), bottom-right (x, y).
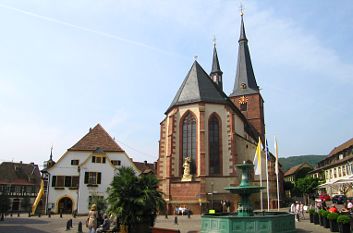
top-left (193, 55), bottom-right (198, 61)
top-left (213, 35), bottom-right (216, 47)
top-left (50, 145), bottom-right (53, 160)
top-left (240, 3), bottom-right (244, 17)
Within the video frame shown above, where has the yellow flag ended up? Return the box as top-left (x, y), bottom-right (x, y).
top-left (253, 137), bottom-right (262, 175)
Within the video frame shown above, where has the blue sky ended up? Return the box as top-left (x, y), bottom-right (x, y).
top-left (0, 0), bottom-right (352, 167)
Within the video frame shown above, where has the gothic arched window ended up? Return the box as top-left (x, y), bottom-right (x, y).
top-left (209, 114), bottom-right (221, 175)
top-left (182, 112), bottom-right (197, 174)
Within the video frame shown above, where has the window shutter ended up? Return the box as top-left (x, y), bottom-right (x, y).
top-left (52, 176), bottom-right (56, 187)
top-left (97, 172), bottom-right (101, 184)
top-left (103, 157), bottom-right (106, 163)
top-left (84, 172), bottom-right (89, 184)
top-left (92, 156), bottom-right (95, 163)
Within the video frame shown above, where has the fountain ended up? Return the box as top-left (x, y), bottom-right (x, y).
top-left (201, 162), bottom-right (296, 233)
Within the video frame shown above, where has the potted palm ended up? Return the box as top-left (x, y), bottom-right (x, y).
top-left (313, 211), bottom-right (319, 225)
top-left (337, 215), bottom-right (350, 233)
top-left (308, 208), bottom-right (315, 223)
top-left (107, 167), bottom-right (166, 233)
top-left (327, 212), bottom-right (339, 232)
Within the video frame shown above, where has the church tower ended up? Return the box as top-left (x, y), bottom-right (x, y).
top-left (210, 40), bottom-right (223, 90)
top-left (229, 13), bottom-right (265, 143)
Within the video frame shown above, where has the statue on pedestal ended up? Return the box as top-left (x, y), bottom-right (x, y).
top-left (181, 156), bottom-right (193, 182)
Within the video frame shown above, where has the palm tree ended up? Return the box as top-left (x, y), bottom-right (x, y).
top-left (107, 167), bottom-right (165, 233)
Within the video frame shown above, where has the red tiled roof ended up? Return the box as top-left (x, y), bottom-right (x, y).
top-left (133, 161), bottom-right (155, 174)
top-left (284, 162), bottom-right (313, 177)
top-left (69, 124), bottom-right (124, 152)
top-left (328, 137), bottom-right (353, 157)
top-left (0, 162), bottom-right (41, 185)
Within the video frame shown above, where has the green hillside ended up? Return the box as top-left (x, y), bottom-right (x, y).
top-left (279, 155), bottom-right (326, 172)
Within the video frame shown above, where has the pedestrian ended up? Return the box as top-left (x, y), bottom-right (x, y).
top-left (290, 202), bottom-right (295, 214)
top-left (87, 204), bottom-right (98, 233)
top-left (328, 204), bottom-right (337, 213)
top-left (322, 200), bottom-right (327, 210)
top-left (299, 202), bottom-right (304, 220)
top-left (295, 201), bottom-right (300, 222)
top-left (96, 214), bottom-right (110, 233)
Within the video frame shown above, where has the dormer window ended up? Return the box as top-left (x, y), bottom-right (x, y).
top-left (92, 155), bottom-right (106, 164)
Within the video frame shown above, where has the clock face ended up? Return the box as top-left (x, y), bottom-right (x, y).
top-left (238, 95), bottom-right (248, 104)
top-left (241, 83), bottom-right (247, 89)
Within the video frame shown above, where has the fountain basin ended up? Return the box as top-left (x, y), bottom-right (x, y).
top-left (201, 212), bottom-right (295, 233)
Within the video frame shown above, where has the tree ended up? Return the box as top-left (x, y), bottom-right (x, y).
top-left (88, 194), bottom-right (107, 213)
top-left (21, 196), bottom-right (31, 212)
top-left (295, 176), bottom-right (319, 204)
top-left (107, 167), bottom-right (165, 233)
top-left (0, 191), bottom-right (11, 216)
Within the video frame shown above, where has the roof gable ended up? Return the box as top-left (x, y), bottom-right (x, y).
top-left (284, 162), bottom-right (313, 177)
top-left (328, 137), bottom-right (353, 157)
top-left (69, 124), bottom-right (124, 152)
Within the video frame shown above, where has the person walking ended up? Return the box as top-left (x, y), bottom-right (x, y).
top-left (299, 202), bottom-right (305, 220)
top-left (87, 204), bottom-right (98, 233)
top-left (295, 201), bottom-right (300, 222)
top-left (96, 214), bottom-right (110, 233)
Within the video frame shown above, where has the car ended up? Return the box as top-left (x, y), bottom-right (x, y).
top-left (319, 194), bottom-right (331, 202)
top-left (332, 194), bottom-right (346, 204)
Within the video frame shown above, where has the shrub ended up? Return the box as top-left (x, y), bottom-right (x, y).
top-left (308, 209), bottom-right (315, 214)
top-left (319, 209), bottom-right (328, 217)
top-left (337, 215), bottom-right (351, 224)
top-left (313, 212), bottom-right (319, 216)
top-left (327, 212), bottom-right (339, 221)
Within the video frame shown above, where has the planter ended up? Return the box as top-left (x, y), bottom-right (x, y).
top-left (338, 223), bottom-right (350, 233)
top-left (313, 214), bottom-right (319, 225)
top-left (323, 217), bottom-right (330, 228)
top-left (319, 215), bottom-right (324, 226)
top-left (329, 220), bottom-right (339, 232)
top-left (309, 213), bottom-right (313, 223)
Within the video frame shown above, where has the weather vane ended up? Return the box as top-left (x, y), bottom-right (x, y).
top-left (193, 55), bottom-right (198, 61)
top-left (240, 2), bottom-right (244, 16)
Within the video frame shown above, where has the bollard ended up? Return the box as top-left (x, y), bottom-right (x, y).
top-left (73, 210), bottom-right (77, 218)
top-left (38, 212), bottom-right (41, 218)
top-left (0, 213), bottom-right (4, 221)
top-left (17, 212), bottom-right (20, 217)
top-left (69, 219), bottom-right (73, 228)
top-left (77, 221), bottom-right (83, 233)
top-left (66, 220), bottom-right (71, 230)
top-left (187, 211), bottom-right (191, 219)
top-left (174, 216), bottom-right (178, 225)
top-left (60, 210), bottom-right (63, 218)
top-left (10, 212), bottom-right (12, 217)
top-left (48, 211), bottom-right (51, 218)
top-left (165, 213), bottom-right (168, 219)
top-left (28, 211), bottom-right (31, 217)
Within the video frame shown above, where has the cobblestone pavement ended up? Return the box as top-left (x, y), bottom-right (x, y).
top-left (0, 212), bottom-right (333, 233)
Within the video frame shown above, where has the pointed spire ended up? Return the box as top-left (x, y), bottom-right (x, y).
top-left (49, 145), bottom-right (53, 161)
top-left (210, 37), bottom-right (223, 90)
top-left (230, 13), bottom-right (259, 97)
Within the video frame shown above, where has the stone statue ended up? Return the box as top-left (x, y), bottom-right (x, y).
top-left (181, 156), bottom-right (193, 182)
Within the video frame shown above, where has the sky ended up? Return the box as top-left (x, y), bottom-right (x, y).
top-left (0, 0), bottom-right (352, 168)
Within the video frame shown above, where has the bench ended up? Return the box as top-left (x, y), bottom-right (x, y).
top-left (151, 227), bottom-right (181, 233)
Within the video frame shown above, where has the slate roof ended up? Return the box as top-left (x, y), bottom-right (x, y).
top-left (0, 162), bottom-right (41, 185)
top-left (230, 15), bottom-right (259, 97)
top-left (69, 123), bottom-right (124, 152)
top-left (166, 60), bottom-right (228, 113)
top-left (328, 137), bottom-right (353, 157)
top-left (133, 161), bottom-right (155, 174)
top-left (284, 162), bottom-right (313, 177)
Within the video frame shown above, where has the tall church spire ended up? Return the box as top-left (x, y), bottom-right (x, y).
top-left (210, 38), bottom-right (223, 90)
top-left (230, 13), bottom-right (259, 97)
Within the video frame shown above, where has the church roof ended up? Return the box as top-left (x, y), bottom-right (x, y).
top-left (166, 60), bottom-right (228, 113)
top-left (68, 124), bottom-right (124, 152)
top-left (230, 15), bottom-right (259, 97)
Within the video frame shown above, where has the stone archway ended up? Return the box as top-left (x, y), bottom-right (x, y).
top-left (58, 197), bottom-right (73, 214)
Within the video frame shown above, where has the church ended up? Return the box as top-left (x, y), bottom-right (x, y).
top-left (156, 14), bottom-right (282, 214)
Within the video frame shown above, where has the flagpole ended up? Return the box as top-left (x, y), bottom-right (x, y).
top-left (265, 143), bottom-right (270, 211)
top-left (275, 136), bottom-right (280, 211)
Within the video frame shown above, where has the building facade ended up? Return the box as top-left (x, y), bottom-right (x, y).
top-left (157, 15), bottom-right (280, 214)
top-left (46, 124), bottom-right (140, 214)
top-left (284, 162), bottom-right (313, 183)
top-left (0, 161), bottom-right (41, 213)
top-left (311, 137), bottom-right (353, 196)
